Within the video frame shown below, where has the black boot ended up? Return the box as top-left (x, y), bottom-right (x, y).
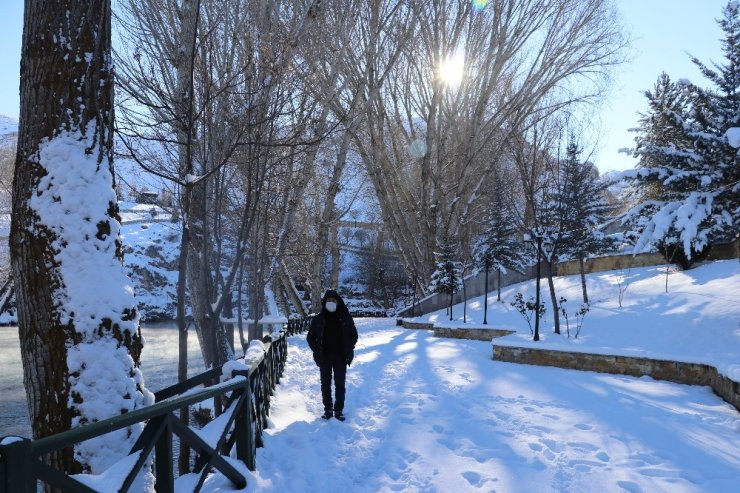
top-left (334, 410), bottom-right (345, 421)
top-left (322, 409), bottom-right (333, 420)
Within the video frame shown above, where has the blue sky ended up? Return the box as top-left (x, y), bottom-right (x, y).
top-left (0, 1), bottom-right (730, 172)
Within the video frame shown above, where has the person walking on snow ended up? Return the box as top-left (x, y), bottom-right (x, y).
top-left (307, 289), bottom-right (358, 421)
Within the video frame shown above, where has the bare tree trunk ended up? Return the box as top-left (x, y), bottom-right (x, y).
top-left (174, 186), bottom-right (192, 474)
top-left (545, 261), bottom-right (561, 334)
top-left (483, 265), bottom-right (489, 324)
top-left (173, 0), bottom-right (202, 473)
top-left (463, 276), bottom-right (468, 323)
top-left (272, 278), bottom-right (291, 320)
top-left (331, 222), bottom-right (341, 289)
top-left (237, 258), bottom-right (247, 352)
top-left (579, 254), bottom-right (589, 304)
top-left (280, 264), bottom-right (307, 317)
top-left (309, 128), bottom-right (353, 311)
top-left (223, 291), bottom-right (235, 351)
top-left (188, 180), bottom-right (232, 367)
top-left (11, 0), bottom-right (149, 478)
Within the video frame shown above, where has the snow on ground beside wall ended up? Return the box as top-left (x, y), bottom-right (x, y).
top-left (415, 260), bottom-right (740, 381)
top-left (205, 319), bottom-right (740, 493)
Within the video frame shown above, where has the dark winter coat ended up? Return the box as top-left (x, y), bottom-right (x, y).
top-left (307, 289), bottom-right (358, 366)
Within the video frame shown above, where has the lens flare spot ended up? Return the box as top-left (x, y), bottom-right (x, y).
top-left (438, 52), bottom-right (464, 88)
top-left (472, 0), bottom-right (490, 11)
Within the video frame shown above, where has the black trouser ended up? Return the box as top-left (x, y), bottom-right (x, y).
top-left (319, 354), bottom-right (347, 412)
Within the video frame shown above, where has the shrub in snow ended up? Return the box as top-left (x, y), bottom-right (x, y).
top-left (510, 292), bottom-right (546, 336)
top-left (558, 297), bottom-right (589, 339)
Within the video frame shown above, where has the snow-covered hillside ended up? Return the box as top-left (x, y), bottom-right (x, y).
top-left (120, 210), bottom-right (181, 321)
top-left (413, 259), bottom-right (740, 381)
top-left (0, 115), bottom-right (17, 137)
top-left (0, 202), bottom-right (181, 324)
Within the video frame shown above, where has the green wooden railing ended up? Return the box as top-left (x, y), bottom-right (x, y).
top-left (0, 316), bottom-right (312, 493)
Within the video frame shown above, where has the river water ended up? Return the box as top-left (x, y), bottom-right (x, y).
top-left (0, 323), bottom-right (209, 439)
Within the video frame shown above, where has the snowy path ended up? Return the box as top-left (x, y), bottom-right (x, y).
top-left (231, 318), bottom-right (740, 493)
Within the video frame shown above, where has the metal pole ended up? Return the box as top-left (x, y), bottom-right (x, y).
top-left (534, 235), bottom-right (542, 341)
top-left (483, 263), bottom-right (489, 325)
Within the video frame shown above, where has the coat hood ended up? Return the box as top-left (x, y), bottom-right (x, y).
top-left (321, 289), bottom-right (347, 312)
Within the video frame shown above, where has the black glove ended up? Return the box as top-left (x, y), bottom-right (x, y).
top-left (346, 349), bottom-right (354, 367)
top-left (313, 353), bottom-right (321, 367)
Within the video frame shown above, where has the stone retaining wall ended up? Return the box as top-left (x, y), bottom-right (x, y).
top-left (400, 320), bottom-right (435, 330)
top-left (555, 252), bottom-right (666, 276)
top-left (434, 326), bottom-right (515, 341)
top-left (493, 345), bottom-right (740, 413)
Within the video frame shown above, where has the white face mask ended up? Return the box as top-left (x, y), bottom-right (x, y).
top-left (325, 301), bottom-right (337, 313)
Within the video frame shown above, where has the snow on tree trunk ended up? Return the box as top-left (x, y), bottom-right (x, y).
top-left (11, 0), bottom-right (152, 477)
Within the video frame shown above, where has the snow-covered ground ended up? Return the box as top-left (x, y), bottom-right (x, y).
top-left (2, 260), bottom-right (739, 491)
top-left (118, 200), bottom-right (173, 224)
top-left (416, 259), bottom-right (740, 381)
top-left (222, 318), bottom-right (740, 493)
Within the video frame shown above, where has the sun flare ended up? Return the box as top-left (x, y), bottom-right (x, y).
top-left (438, 52), bottom-right (464, 88)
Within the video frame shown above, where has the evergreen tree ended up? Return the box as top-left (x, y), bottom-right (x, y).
top-left (429, 239), bottom-right (463, 321)
top-left (625, 2), bottom-right (740, 264)
top-left (473, 178), bottom-right (524, 322)
top-left (557, 139), bottom-right (619, 302)
top-left (630, 73), bottom-right (694, 202)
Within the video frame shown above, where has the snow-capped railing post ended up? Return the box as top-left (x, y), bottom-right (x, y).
top-left (0, 437), bottom-right (34, 493)
top-left (154, 418), bottom-right (174, 491)
top-left (232, 369), bottom-right (255, 471)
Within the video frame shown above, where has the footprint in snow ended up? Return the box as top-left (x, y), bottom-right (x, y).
top-left (566, 441), bottom-right (599, 452)
top-left (617, 480), bottom-right (643, 493)
top-left (595, 451), bottom-right (610, 462)
top-left (461, 471), bottom-right (483, 487)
